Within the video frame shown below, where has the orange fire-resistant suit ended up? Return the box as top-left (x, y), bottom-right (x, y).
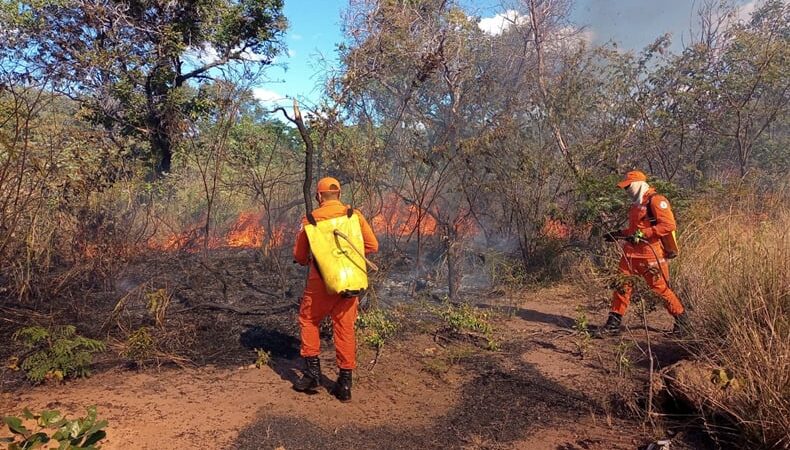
top-left (611, 187), bottom-right (685, 318)
top-left (293, 199), bottom-right (378, 369)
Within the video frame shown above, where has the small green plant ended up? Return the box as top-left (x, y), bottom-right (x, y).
top-left (12, 326), bottom-right (105, 383)
top-left (485, 337), bottom-right (500, 351)
top-left (439, 303), bottom-right (493, 335)
top-left (145, 288), bottom-right (171, 328)
top-left (357, 309), bottom-right (398, 349)
top-left (436, 302), bottom-right (499, 350)
top-left (572, 305), bottom-right (592, 356)
top-left (254, 348), bottom-right (271, 368)
top-left (121, 327), bottom-right (155, 367)
top-left (615, 340), bottom-right (633, 377)
top-left (1, 406), bottom-right (107, 449)
top-left (482, 250), bottom-right (528, 288)
top-left (421, 357), bottom-right (451, 378)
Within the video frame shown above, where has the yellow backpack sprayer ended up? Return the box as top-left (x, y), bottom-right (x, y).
top-left (304, 207), bottom-right (378, 297)
top-left (645, 194), bottom-right (679, 259)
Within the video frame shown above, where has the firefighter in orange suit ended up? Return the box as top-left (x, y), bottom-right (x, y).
top-left (599, 170), bottom-right (687, 335)
top-left (292, 177), bottom-right (378, 401)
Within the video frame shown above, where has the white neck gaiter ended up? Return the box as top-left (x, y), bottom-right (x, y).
top-left (627, 181), bottom-right (650, 205)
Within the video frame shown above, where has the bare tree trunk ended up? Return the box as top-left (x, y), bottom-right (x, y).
top-left (528, 0), bottom-right (580, 178)
top-left (445, 226), bottom-right (462, 302)
top-left (292, 100), bottom-right (315, 214)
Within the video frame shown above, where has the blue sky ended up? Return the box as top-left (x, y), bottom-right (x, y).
top-left (255, 0), bottom-right (760, 109)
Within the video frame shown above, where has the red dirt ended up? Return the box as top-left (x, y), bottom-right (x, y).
top-left (1, 279), bottom-right (709, 449)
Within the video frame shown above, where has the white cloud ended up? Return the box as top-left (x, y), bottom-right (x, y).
top-left (287, 49), bottom-right (296, 57)
top-left (184, 43), bottom-right (272, 65)
top-left (736, 0), bottom-right (759, 22)
top-left (239, 48), bottom-right (271, 62)
top-left (733, 0), bottom-right (788, 23)
top-left (185, 43), bottom-right (220, 65)
top-left (252, 88), bottom-right (289, 107)
top-left (555, 26), bottom-right (595, 48)
top-left (477, 10), bottom-right (527, 36)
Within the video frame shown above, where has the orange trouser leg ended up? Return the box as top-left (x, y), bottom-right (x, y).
top-left (611, 257), bottom-right (684, 317)
top-left (331, 297), bottom-right (358, 370)
top-left (611, 257), bottom-right (635, 316)
top-left (298, 279), bottom-right (359, 369)
top-left (298, 280), bottom-right (336, 358)
top-left (645, 259), bottom-right (684, 316)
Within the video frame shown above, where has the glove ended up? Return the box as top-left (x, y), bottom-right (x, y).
top-left (629, 230), bottom-right (646, 244)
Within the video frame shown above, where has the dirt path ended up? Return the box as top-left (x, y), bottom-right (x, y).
top-left (1, 285), bottom-right (700, 449)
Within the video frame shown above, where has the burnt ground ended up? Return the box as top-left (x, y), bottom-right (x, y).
top-left (0, 250), bottom-right (715, 449)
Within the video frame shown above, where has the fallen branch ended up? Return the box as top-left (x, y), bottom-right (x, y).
top-left (367, 344), bottom-right (383, 372)
top-left (171, 302), bottom-right (295, 316)
top-left (241, 278), bottom-right (282, 298)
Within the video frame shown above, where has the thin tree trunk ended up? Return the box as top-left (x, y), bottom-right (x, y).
top-left (291, 100), bottom-right (314, 214)
top-left (528, 0), bottom-right (580, 178)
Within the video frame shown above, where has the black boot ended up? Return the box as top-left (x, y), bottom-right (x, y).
top-left (671, 312), bottom-right (689, 335)
top-left (331, 369), bottom-right (352, 402)
top-left (595, 312), bottom-right (622, 337)
top-left (293, 356), bottom-right (321, 393)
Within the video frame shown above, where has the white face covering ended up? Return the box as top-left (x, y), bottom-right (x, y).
top-left (626, 180), bottom-right (650, 204)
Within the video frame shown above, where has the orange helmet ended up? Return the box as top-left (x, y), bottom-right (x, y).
top-left (316, 177), bottom-right (341, 193)
top-left (616, 170), bottom-right (647, 189)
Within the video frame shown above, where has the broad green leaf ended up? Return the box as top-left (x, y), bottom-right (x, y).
top-left (81, 419), bottom-right (107, 439)
top-left (81, 429), bottom-right (107, 446)
top-left (25, 432), bottom-right (50, 448)
top-left (2, 416), bottom-right (30, 436)
top-left (21, 408), bottom-right (35, 420)
top-left (39, 410), bottom-right (63, 426)
top-left (51, 429), bottom-right (67, 440)
top-left (61, 419), bottom-right (81, 438)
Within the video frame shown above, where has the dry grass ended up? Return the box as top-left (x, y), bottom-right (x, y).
top-left (674, 187), bottom-right (789, 449)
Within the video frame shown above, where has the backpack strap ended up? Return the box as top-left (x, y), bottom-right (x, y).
top-left (645, 194), bottom-right (658, 225)
top-left (306, 212), bottom-right (317, 226)
top-left (346, 206), bottom-right (354, 218)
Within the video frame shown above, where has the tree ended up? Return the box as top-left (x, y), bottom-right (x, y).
top-left (334, 0), bottom-right (513, 299)
top-left (1, 0), bottom-right (287, 174)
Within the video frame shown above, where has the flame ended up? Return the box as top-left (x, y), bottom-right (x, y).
top-left (149, 210), bottom-right (285, 252)
top-left (541, 218), bottom-right (571, 240)
top-left (83, 244), bottom-right (99, 258)
top-left (370, 193), bottom-right (481, 239)
top-left (371, 193), bottom-right (438, 238)
top-left (226, 212), bottom-right (265, 248)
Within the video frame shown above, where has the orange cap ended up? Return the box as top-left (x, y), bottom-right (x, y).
top-left (616, 170), bottom-right (647, 189)
top-left (316, 177), bottom-right (341, 193)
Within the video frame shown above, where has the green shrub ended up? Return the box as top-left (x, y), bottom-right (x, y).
top-left (481, 250), bottom-right (528, 288)
top-left (438, 302), bottom-right (493, 335)
top-left (356, 309), bottom-right (398, 349)
top-left (12, 326), bottom-right (105, 383)
top-left (436, 303), bottom-right (499, 350)
top-left (120, 327), bottom-right (155, 367)
top-left (1, 406), bottom-right (107, 449)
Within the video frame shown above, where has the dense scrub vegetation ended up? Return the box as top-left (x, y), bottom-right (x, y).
top-left (1, 0), bottom-right (787, 447)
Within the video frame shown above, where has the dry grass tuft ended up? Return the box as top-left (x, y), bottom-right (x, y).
top-left (674, 186), bottom-right (789, 449)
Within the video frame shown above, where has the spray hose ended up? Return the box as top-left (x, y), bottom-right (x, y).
top-left (333, 229), bottom-right (380, 272)
top-left (638, 236), bottom-right (672, 289)
top-left (607, 233), bottom-right (672, 290)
